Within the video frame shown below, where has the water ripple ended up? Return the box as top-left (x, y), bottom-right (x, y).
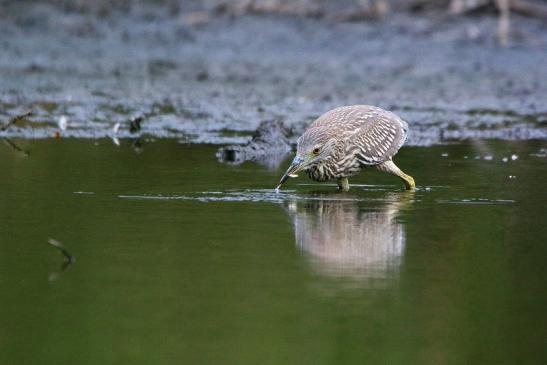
top-left (436, 198), bottom-right (515, 205)
top-left (117, 189), bottom-right (396, 204)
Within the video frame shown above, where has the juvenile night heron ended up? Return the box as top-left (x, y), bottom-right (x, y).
top-left (276, 105), bottom-right (415, 191)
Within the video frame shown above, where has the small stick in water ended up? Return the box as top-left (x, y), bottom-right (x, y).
top-left (47, 238), bottom-right (75, 264)
top-left (2, 138), bottom-right (29, 157)
top-left (0, 111), bottom-right (33, 131)
top-left (47, 238), bottom-right (75, 282)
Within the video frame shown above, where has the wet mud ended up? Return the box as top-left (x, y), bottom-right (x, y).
top-left (0, 1), bottom-right (546, 147)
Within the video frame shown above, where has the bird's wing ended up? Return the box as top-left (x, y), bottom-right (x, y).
top-left (345, 106), bottom-right (409, 166)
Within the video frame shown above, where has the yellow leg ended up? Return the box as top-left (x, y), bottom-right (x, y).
top-left (337, 177), bottom-right (350, 191)
top-left (375, 160), bottom-right (416, 190)
top-left (400, 173), bottom-right (416, 190)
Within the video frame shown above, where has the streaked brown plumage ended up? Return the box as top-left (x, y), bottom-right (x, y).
top-left (277, 105), bottom-right (415, 191)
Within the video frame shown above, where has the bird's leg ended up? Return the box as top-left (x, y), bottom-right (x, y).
top-left (337, 177), bottom-right (350, 192)
top-left (376, 160), bottom-right (416, 190)
top-left (400, 173), bottom-right (416, 190)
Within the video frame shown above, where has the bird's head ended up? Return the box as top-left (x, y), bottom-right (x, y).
top-left (276, 130), bottom-right (337, 189)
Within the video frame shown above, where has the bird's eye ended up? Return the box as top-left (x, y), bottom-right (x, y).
top-left (312, 148), bottom-right (320, 155)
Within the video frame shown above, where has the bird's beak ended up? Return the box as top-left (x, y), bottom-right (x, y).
top-left (276, 156), bottom-right (305, 190)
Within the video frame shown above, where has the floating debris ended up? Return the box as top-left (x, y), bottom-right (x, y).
top-left (509, 175), bottom-right (516, 179)
top-left (0, 111), bottom-right (33, 131)
top-left (511, 154), bottom-right (519, 160)
top-left (47, 238), bottom-right (75, 264)
top-left (58, 115), bottom-right (67, 131)
top-left (441, 153), bottom-right (449, 157)
top-left (109, 122), bottom-right (122, 146)
top-left (483, 155), bottom-right (493, 161)
top-left (502, 157), bottom-right (509, 162)
top-left (47, 238), bottom-right (75, 282)
top-left (129, 116), bottom-right (143, 134)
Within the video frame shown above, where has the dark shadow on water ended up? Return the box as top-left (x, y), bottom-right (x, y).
top-left (284, 191), bottom-right (414, 283)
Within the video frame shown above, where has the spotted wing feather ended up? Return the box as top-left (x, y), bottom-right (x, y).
top-left (311, 105), bottom-right (408, 166)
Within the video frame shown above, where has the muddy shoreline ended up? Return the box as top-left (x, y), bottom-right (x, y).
top-left (0, 2), bottom-right (546, 146)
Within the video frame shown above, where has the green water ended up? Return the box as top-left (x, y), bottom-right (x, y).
top-left (1, 139), bottom-right (546, 364)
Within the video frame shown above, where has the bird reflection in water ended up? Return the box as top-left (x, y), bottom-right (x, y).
top-left (286, 192), bottom-right (413, 282)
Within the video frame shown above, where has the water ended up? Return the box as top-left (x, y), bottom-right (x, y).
top-left (1, 139), bottom-right (546, 364)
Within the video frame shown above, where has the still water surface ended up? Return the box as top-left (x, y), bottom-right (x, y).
top-left (1, 139), bottom-right (546, 364)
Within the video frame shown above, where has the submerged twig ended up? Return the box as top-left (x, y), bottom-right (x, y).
top-left (0, 112), bottom-right (33, 131)
top-left (47, 238), bottom-right (75, 282)
top-left (47, 238), bottom-right (75, 264)
top-left (2, 138), bottom-right (30, 157)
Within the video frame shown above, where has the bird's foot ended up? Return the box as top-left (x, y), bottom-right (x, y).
top-left (402, 174), bottom-right (416, 190)
top-left (337, 178), bottom-right (350, 192)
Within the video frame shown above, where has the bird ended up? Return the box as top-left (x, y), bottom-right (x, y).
top-left (276, 105), bottom-right (415, 191)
